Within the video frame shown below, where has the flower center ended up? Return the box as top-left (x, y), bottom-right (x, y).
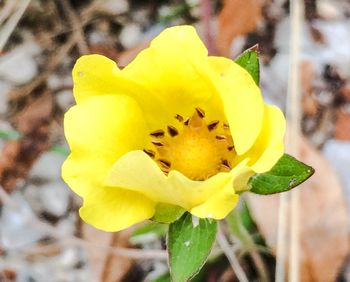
top-left (144, 108), bottom-right (236, 181)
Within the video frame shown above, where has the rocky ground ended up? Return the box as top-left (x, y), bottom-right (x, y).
top-left (0, 0), bottom-right (350, 281)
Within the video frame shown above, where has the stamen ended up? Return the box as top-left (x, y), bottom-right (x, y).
top-left (195, 107), bottom-right (205, 118)
top-left (150, 129), bottom-right (165, 138)
top-left (152, 140), bottom-right (165, 146)
top-left (222, 159), bottom-right (231, 168)
top-left (216, 135), bottom-right (227, 140)
top-left (227, 145), bottom-right (234, 151)
top-left (223, 123), bottom-right (230, 130)
top-left (167, 125), bottom-right (179, 137)
top-left (159, 159), bottom-right (171, 169)
top-left (143, 149), bottom-right (155, 158)
top-left (207, 120), bottom-right (219, 131)
top-left (184, 118), bottom-right (190, 126)
top-left (175, 114), bottom-right (184, 122)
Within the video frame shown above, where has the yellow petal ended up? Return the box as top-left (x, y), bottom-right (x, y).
top-left (190, 182), bottom-right (239, 219)
top-left (80, 187), bottom-right (155, 232)
top-left (72, 54), bottom-right (149, 103)
top-left (190, 165), bottom-right (253, 219)
top-left (243, 104), bottom-right (286, 173)
top-left (208, 56), bottom-right (264, 155)
top-left (62, 95), bottom-right (149, 196)
top-left (120, 25), bottom-right (225, 129)
top-left (106, 150), bottom-right (234, 210)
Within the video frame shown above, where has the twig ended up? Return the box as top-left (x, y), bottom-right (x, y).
top-left (60, 0), bottom-right (89, 55)
top-left (217, 224), bottom-right (249, 282)
top-left (275, 193), bottom-right (288, 282)
top-left (286, 0), bottom-right (304, 281)
top-left (0, 0), bottom-right (31, 51)
top-left (9, 35), bottom-right (76, 101)
top-left (276, 0), bottom-right (304, 281)
top-left (0, 0), bottom-right (17, 26)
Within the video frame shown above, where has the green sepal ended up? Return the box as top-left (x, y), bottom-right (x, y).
top-left (152, 203), bottom-right (186, 224)
top-left (235, 45), bottom-right (260, 85)
top-left (248, 154), bottom-right (314, 195)
top-left (168, 213), bottom-right (217, 282)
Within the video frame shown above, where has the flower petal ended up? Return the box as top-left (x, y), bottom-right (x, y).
top-left (190, 183), bottom-right (239, 219)
top-left (72, 54), bottom-right (149, 103)
top-left (106, 150), bottom-right (252, 215)
top-left (62, 95), bottom-right (149, 196)
top-left (120, 25), bottom-right (225, 129)
top-left (80, 187), bottom-right (155, 232)
top-left (190, 165), bottom-right (253, 219)
top-left (106, 150), bottom-right (234, 210)
top-left (242, 104), bottom-right (286, 173)
top-left (208, 56), bottom-right (264, 155)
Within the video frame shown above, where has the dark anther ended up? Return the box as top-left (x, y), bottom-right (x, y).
top-left (159, 159), bottom-right (171, 169)
top-left (216, 135), bottom-right (226, 140)
top-left (167, 125), bottom-right (179, 137)
top-left (175, 114), bottom-right (184, 122)
top-left (221, 159), bottom-right (231, 169)
top-left (150, 129), bottom-right (165, 138)
top-left (195, 107), bottom-right (205, 118)
top-left (207, 120), bottom-right (219, 131)
top-left (152, 140), bottom-right (165, 146)
top-left (227, 145), bottom-right (234, 151)
top-left (223, 123), bottom-right (230, 129)
top-left (184, 118), bottom-right (190, 126)
top-left (143, 149), bottom-right (155, 158)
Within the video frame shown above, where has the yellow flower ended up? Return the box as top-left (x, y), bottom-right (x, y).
top-left (62, 25), bottom-right (285, 232)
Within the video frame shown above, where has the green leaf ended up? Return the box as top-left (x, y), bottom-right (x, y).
top-left (151, 272), bottom-right (171, 282)
top-left (235, 46), bottom-right (260, 85)
top-left (168, 213), bottom-right (217, 282)
top-left (249, 154), bottom-right (314, 195)
top-left (152, 203), bottom-right (186, 224)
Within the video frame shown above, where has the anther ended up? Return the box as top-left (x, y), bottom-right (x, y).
top-left (227, 145), bottom-right (234, 151)
top-left (152, 140), bottom-right (165, 146)
top-left (184, 118), bottom-right (190, 126)
top-left (195, 107), bottom-right (205, 118)
top-left (150, 129), bottom-right (165, 138)
top-left (207, 120), bottom-right (219, 131)
top-left (222, 159), bottom-right (231, 168)
top-left (216, 135), bottom-right (227, 140)
top-left (167, 125), bottom-right (178, 137)
top-left (159, 159), bottom-right (171, 169)
top-left (143, 149), bottom-right (155, 158)
top-left (175, 114), bottom-right (184, 122)
top-left (223, 123), bottom-right (230, 130)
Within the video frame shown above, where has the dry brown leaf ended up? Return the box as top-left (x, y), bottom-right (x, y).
top-left (82, 224), bottom-right (133, 282)
top-left (335, 108), bottom-right (350, 141)
top-left (300, 60), bottom-right (318, 116)
top-left (340, 83), bottom-right (350, 103)
top-left (217, 0), bottom-right (263, 56)
top-left (0, 90), bottom-right (53, 192)
top-left (246, 137), bottom-right (349, 282)
top-left (117, 40), bottom-right (150, 68)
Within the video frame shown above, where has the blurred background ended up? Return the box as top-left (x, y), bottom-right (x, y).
top-left (0, 0), bottom-right (350, 281)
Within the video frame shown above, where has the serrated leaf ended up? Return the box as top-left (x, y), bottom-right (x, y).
top-left (168, 213), bottom-right (217, 282)
top-left (249, 154), bottom-right (314, 195)
top-left (235, 46), bottom-right (260, 85)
